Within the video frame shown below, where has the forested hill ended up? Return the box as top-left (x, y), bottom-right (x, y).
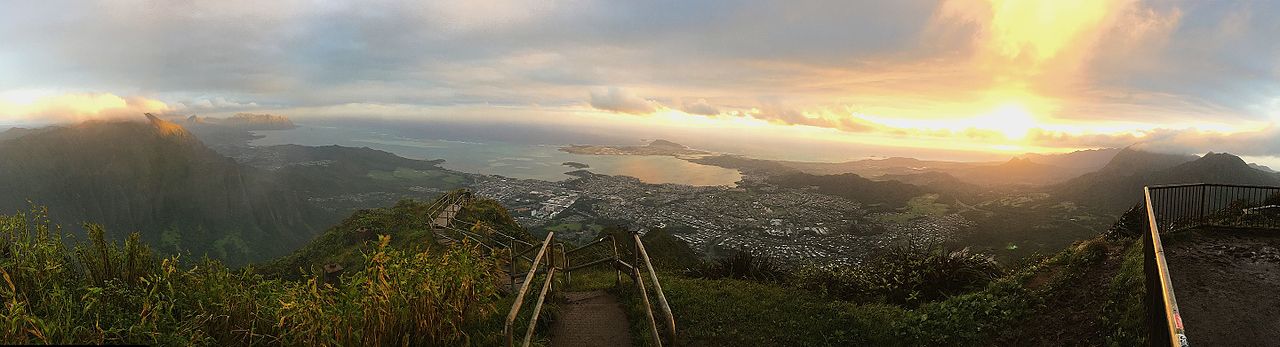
top-left (0, 116), bottom-right (332, 263)
top-left (767, 172), bottom-right (927, 209)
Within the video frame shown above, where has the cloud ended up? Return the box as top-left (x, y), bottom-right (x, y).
top-left (1, 1), bottom-right (1279, 156)
top-left (173, 97), bottom-right (260, 111)
top-left (745, 100), bottom-right (877, 133)
top-left (589, 87), bottom-right (660, 114)
top-left (680, 99), bottom-right (720, 116)
top-left (0, 92), bottom-right (170, 124)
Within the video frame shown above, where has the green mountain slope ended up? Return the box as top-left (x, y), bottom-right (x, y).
top-left (767, 172), bottom-right (928, 209)
top-left (0, 116), bottom-right (332, 263)
top-left (258, 192), bottom-right (530, 279)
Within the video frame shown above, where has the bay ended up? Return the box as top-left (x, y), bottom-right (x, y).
top-left (250, 124), bottom-right (743, 186)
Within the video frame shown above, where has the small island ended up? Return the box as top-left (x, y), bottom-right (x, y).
top-left (562, 161), bottom-right (591, 169)
top-left (561, 139), bottom-right (712, 159)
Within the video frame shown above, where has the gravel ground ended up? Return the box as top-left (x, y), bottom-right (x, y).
top-left (1162, 227), bottom-right (1280, 346)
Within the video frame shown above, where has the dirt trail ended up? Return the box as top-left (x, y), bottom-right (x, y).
top-left (551, 290), bottom-right (634, 347)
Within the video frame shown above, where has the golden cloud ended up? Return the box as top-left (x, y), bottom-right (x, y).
top-left (0, 92), bottom-right (170, 124)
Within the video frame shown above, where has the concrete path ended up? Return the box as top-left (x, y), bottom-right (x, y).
top-left (551, 290), bottom-right (634, 347)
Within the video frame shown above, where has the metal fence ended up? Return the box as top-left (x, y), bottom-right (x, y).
top-left (1143, 183), bottom-right (1280, 347)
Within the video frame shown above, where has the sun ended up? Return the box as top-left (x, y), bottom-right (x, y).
top-left (976, 103), bottom-right (1037, 140)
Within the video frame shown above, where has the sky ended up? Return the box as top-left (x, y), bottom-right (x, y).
top-left (1, 0), bottom-right (1279, 161)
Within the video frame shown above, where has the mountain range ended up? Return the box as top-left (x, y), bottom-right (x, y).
top-left (1055, 149), bottom-right (1280, 212)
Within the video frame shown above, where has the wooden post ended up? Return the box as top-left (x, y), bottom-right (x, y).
top-left (635, 234), bottom-right (677, 343)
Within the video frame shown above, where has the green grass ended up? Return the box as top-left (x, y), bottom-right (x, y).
top-left (1103, 240), bottom-right (1148, 346)
top-left (606, 235), bottom-right (1146, 346)
top-left (0, 194), bottom-right (553, 346)
top-left (614, 275), bottom-right (907, 347)
top-left (367, 167), bottom-right (465, 186)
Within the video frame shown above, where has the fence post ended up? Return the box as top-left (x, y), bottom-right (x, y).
top-left (612, 235), bottom-right (622, 287)
top-left (1197, 185), bottom-right (1203, 226)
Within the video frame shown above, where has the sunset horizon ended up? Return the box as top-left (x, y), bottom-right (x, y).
top-left (4, 0), bottom-right (1279, 163)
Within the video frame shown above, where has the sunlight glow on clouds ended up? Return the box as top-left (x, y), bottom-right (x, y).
top-left (0, 91), bottom-right (170, 124)
top-left (1, 0), bottom-right (1278, 157)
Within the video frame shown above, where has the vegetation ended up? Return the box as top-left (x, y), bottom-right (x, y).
top-left (767, 172), bottom-right (927, 209)
top-left (0, 181), bottom-right (1155, 346)
top-left (794, 244), bottom-right (1001, 307)
top-left (602, 218), bottom-right (1148, 346)
top-left (0, 202), bottom-right (523, 346)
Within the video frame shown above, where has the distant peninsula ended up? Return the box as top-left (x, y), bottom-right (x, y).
top-left (561, 139), bottom-right (712, 159)
top-left (562, 161), bottom-right (590, 169)
top-left (184, 113), bottom-right (297, 131)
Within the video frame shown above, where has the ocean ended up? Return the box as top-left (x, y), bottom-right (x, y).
top-left (250, 123), bottom-right (743, 186)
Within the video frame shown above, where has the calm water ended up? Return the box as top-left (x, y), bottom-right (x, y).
top-left (250, 125), bottom-right (743, 186)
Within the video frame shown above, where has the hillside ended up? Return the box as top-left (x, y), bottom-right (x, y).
top-left (260, 193), bottom-right (529, 279)
top-left (601, 211), bottom-right (1150, 346)
top-left (779, 156), bottom-right (985, 177)
top-left (1018, 147), bottom-right (1122, 174)
top-left (950, 157), bottom-right (1077, 186)
top-left (1056, 149), bottom-right (1276, 212)
top-left (0, 116), bottom-right (332, 263)
top-left (767, 172), bottom-right (927, 209)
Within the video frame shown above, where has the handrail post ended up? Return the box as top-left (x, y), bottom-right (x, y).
top-left (1199, 185), bottom-right (1207, 226)
top-left (635, 234), bottom-right (677, 343)
top-left (505, 232), bottom-right (555, 347)
top-left (509, 239), bottom-right (516, 292)
top-left (559, 243), bottom-right (570, 289)
top-left (521, 267), bottom-right (557, 347)
top-left (632, 266), bottom-right (663, 347)
top-left (611, 235), bottom-right (622, 287)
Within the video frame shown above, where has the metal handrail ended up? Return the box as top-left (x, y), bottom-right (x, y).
top-left (1144, 187), bottom-right (1187, 347)
top-left (504, 232), bottom-right (556, 347)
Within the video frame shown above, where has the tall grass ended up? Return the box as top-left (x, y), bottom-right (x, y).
top-left (0, 205), bottom-right (506, 346)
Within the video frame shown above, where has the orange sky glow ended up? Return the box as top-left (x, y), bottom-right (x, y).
top-left (1, 0), bottom-right (1278, 160)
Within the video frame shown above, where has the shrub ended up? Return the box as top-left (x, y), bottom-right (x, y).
top-left (796, 244), bottom-right (1001, 307)
top-left (687, 250), bottom-right (788, 283)
top-left (1105, 204), bottom-right (1148, 240)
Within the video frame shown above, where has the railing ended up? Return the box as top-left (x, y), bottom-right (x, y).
top-left (630, 233), bottom-right (676, 345)
top-left (504, 232), bottom-right (557, 347)
top-left (562, 231), bottom-right (677, 346)
top-left (1143, 183), bottom-right (1280, 347)
top-left (429, 190), bottom-right (675, 346)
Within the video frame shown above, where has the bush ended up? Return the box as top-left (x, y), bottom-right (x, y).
top-left (796, 244), bottom-right (1001, 307)
top-left (1106, 204), bottom-right (1148, 240)
top-left (687, 250), bottom-right (788, 283)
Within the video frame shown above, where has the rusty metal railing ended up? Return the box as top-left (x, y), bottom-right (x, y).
top-left (1143, 183), bottom-right (1280, 346)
